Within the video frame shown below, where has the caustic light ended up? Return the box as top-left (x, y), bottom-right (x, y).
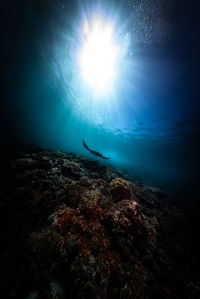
top-left (79, 17), bottom-right (118, 92)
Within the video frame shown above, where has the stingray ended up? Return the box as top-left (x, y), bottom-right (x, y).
top-left (82, 139), bottom-right (110, 160)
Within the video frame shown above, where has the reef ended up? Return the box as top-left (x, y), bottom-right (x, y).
top-left (0, 143), bottom-right (199, 298)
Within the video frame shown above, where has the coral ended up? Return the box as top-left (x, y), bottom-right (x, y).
top-left (62, 161), bottom-right (81, 178)
top-left (29, 228), bottom-right (62, 270)
top-left (109, 178), bottom-right (133, 201)
top-left (0, 143), bottom-right (199, 298)
top-left (81, 159), bottom-right (106, 177)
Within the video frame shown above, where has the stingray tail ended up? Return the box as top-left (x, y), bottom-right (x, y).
top-left (102, 156), bottom-right (110, 160)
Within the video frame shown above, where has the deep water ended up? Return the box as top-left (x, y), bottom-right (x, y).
top-left (1, 0), bottom-right (200, 202)
top-left (1, 1), bottom-right (200, 297)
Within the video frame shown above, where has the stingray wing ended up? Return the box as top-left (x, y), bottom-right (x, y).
top-left (83, 139), bottom-right (110, 159)
top-left (83, 139), bottom-right (91, 151)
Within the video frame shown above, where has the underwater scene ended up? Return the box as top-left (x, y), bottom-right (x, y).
top-left (1, 0), bottom-right (200, 298)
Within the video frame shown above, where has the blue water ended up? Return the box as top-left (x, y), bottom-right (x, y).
top-left (1, 0), bottom-right (199, 199)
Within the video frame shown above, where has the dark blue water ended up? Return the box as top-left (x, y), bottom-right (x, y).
top-left (1, 0), bottom-right (200, 200)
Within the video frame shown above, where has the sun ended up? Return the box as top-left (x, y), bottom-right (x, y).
top-left (79, 16), bottom-right (118, 93)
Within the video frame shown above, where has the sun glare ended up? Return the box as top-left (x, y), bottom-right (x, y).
top-left (79, 16), bottom-right (118, 93)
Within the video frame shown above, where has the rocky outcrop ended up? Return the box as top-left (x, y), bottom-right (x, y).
top-left (109, 178), bottom-right (133, 201)
top-left (62, 161), bottom-right (81, 178)
top-left (0, 143), bottom-right (199, 298)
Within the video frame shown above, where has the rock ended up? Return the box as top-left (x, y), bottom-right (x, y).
top-left (62, 161), bottom-right (81, 178)
top-left (80, 176), bottom-right (90, 186)
top-left (37, 158), bottom-right (53, 170)
top-left (81, 159), bottom-right (106, 176)
top-left (0, 143), bottom-right (199, 299)
top-left (110, 178), bottom-right (133, 201)
top-left (143, 186), bottom-right (167, 199)
top-left (13, 157), bottom-right (36, 170)
top-left (90, 172), bottom-right (100, 179)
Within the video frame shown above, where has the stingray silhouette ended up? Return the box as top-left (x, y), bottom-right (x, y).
top-left (82, 139), bottom-right (110, 160)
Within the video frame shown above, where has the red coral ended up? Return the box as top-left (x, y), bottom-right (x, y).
top-left (56, 203), bottom-right (122, 283)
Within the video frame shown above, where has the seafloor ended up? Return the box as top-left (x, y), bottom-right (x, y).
top-left (0, 143), bottom-right (199, 298)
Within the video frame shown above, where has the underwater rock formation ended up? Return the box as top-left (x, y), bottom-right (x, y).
top-left (0, 143), bottom-right (199, 298)
top-left (109, 178), bottom-right (133, 201)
